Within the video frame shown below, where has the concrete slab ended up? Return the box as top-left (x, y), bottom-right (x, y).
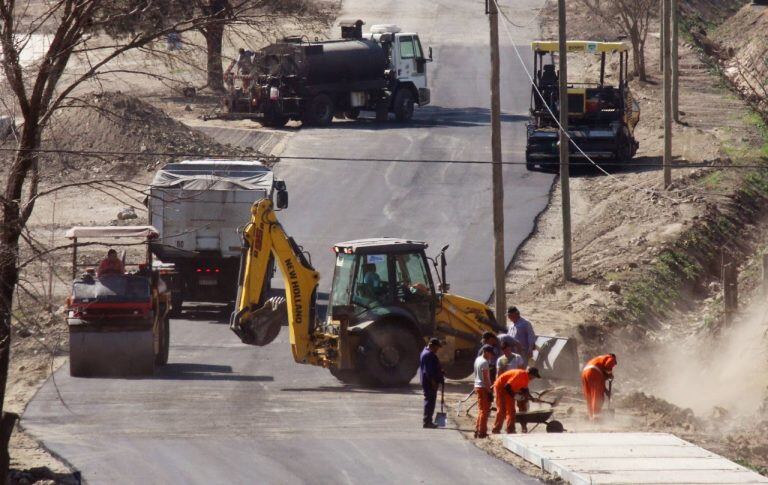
top-left (504, 432), bottom-right (768, 485)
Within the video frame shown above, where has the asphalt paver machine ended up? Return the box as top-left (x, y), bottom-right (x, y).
top-left (525, 41), bottom-right (640, 171)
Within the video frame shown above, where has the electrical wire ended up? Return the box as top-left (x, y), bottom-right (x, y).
top-left (1, 146), bottom-right (767, 170)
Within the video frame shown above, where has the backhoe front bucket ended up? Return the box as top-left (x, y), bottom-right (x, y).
top-left (230, 296), bottom-right (286, 346)
top-left (532, 335), bottom-right (581, 383)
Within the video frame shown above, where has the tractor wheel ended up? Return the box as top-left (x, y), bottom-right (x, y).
top-left (329, 366), bottom-right (367, 385)
top-left (155, 316), bottom-right (170, 366)
top-left (303, 94), bottom-right (334, 126)
top-left (443, 358), bottom-right (475, 380)
top-left (393, 89), bottom-right (415, 122)
top-left (361, 324), bottom-right (420, 387)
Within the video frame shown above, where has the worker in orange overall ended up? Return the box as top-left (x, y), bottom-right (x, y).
top-left (581, 353), bottom-right (617, 420)
top-left (492, 367), bottom-right (541, 434)
top-left (472, 345), bottom-right (495, 438)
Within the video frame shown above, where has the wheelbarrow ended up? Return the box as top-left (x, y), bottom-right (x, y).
top-left (456, 389), bottom-right (565, 433)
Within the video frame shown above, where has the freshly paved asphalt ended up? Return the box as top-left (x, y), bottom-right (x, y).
top-left (23, 0), bottom-right (552, 483)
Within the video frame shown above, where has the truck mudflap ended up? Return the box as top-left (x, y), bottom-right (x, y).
top-left (418, 88), bottom-right (431, 106)
top-left (532, 335), bottom-right (581, 382)
top-left (68, 318), bottom-right (155, 377)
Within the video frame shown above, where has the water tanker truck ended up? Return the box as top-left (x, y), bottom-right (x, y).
top-left (222, 20), bottom-right (432, 126)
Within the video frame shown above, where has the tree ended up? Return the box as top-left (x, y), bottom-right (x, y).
top-left (578, 0), bottom-right (656, 82)
top-left (101, 0), bottom-right (330, 92)
top-left (0, 1), bottom-right (216, 479)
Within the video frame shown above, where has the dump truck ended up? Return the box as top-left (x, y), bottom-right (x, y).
top-left (229, 198), bottom-right (511, 386)
top-left (526, 41), bottom-right (640, 171)
top-left (147, 160), bottom-right (288, 314)
top-left (65, 226), bottom-right (171, 377)
top-left (222, 19), bottom-right (432, 126)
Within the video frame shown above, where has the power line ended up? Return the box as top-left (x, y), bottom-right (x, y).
top-left (1, 146), bottom-right (766, 170)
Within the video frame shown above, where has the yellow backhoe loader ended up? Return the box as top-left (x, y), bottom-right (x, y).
top-left (230, 198), bottom-right (508, 386)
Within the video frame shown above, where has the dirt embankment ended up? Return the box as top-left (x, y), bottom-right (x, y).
top-left (460, 0), bottom-right (768, 477)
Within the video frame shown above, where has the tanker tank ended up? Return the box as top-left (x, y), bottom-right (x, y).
top-left (258, 39), bottom-right (389, 87)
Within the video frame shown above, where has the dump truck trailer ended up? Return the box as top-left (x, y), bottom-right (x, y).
top-left (147, 160), bottom-right (287, 314)
top-left (222, 20), bottom-right (432, 126)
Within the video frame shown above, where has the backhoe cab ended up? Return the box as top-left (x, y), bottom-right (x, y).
top-left (525, 41), bottom-right (640, 171)
top-left (231, 199), bottom-right (504, 386)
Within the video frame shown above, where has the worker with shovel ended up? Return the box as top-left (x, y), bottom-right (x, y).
top-left (420, 338), bottom-right (445, 429)
top-left (492, 367), bottom-right (541, 434)
top-left (582, 353), bottom-right (617, 420)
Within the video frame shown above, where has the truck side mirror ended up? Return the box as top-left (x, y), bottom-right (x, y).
top-left (428, 46), bottom-right (433, 62)
top-left (276, 189), bottom-right (289, 209)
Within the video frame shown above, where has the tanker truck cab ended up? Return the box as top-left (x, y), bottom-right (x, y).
top-left (368, 25), bottom-right (432, 117)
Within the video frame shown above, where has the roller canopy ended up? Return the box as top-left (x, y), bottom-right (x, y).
top-left (66, 226), bottom-right (159, 239)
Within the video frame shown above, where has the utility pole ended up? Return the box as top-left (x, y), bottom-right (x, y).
top-left (671, 0), bottom-right (680, 123)
top-left (659, 0), bottom-right (665, 74)
top-left (662, 0), bottom-right (673, 188)
top-left (558, 0), bottom-right (572, 281)
top-left (488, 0), bottom-right (506, 316)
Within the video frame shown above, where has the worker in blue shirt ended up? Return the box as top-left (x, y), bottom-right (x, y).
top-left (419, 338), bottom-right (445, 428)
top-left (507, 306), bottom-right (537, 364)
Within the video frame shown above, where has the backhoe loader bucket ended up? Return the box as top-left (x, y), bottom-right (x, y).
top-left (231, 296), bottom-right (286, 346)
top-left (532, 335), bottom-right (581, 383)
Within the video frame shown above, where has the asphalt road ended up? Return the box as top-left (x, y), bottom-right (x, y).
top-left (23, 0), bottom-right (552, 483)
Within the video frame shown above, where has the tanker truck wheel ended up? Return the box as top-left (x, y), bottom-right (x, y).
top-left (393, 89), bottom-right (415, 122)
top-left (361, 324), bottom-right (420, 387)
top-left (261, 113), bottom-right (289, 128)
top-left (303, 94), bottom-right (334, 126)
top-left (344, 108), bottom-right (360, 120)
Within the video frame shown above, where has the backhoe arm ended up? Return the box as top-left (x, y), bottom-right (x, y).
top-left (230, 198), bottom-right (321, 364)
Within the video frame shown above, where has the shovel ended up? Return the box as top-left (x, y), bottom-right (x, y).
top-left (604, 379), bottom-right (615, 418)
top-left (435, 382), bottom-right (447, 427)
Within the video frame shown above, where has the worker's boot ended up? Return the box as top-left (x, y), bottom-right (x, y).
top-left (506, 427), bottom-right (517, 434)
top-left (423, 422), bottom-right (437, 429)
top-left (521, 423), bottom-right (528, 434)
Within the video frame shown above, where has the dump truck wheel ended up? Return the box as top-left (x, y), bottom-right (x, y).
top-left (361, 324), bottom-right (420, 387)
top-left (394, 89), bottom-right (415, 122)
top-left (169, 295), bottom-right (183, 318)
top-left (155, 316), bottom-right (170, 366)
top-left (304, 94), bottom-right (334, 126)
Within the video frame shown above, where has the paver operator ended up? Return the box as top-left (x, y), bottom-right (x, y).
top-left (582, 353), bottom-right (617, 420)
top-left (419, 338), bottom-right (445, 429)
top-left (492, 367), bottom-right (541, 434)
top-left (473, 344), bottom-right (495, 438)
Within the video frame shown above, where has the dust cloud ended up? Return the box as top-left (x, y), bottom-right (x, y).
top-left (651, 302), bottom-right (768, 418)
